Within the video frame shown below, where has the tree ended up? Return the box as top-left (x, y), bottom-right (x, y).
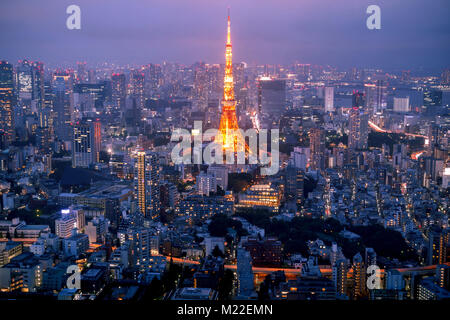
top-left (228, 173), bottom-right (253, 193)
top-left (215, 185), bottom-right (225, 196)
top-left (257, 276), bottom-right (271, 300)
top-left (218, 269), bottom-right (234, 300)
top-left (208, 214), bottom-right (246, 238)
top-left (143, 277), bottom-right (164, 300)
top-left (161, 262), bottom-right (182, 293)
top-left (212, 245), bottom-right (224, 258)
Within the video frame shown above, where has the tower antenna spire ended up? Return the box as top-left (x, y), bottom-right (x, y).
top-left (227, 7), bottom-right (231, 45)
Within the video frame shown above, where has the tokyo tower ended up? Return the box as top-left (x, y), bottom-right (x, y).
top-left (216, 10), bottom-right (246, 153)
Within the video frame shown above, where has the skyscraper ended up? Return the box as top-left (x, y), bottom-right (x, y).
top-left (285, 164), bottom-right (304, 208)
top-left (31, 61), bottom-right (45, 114)
top-left (364, 81), bottom-right (387, 114)
top-left (42, 80), bottom-right (54, 129)
top-left (352, 91), bottom-right (365, 111)
top-left (129, 71), bottom-right (145, 110)
top-left (348, 108), bottom-right (369, 151)
top-left (77, 61), bottom-right (88, 83)
top-left (111, 73), bottom-right (126, 113)
top-left (393, 97), bottom-right (410, 113)
top-left (73, 82), bottom-right (108, 113)
top-left (16, 60), bottom-right (33, 102)
top-left (324, 86), bottom-right (334, 112)
top-left (72, 118), bottom-right (101, 168)
top-left (309, 128), bottom-right (325, 171)
top-left (53, 72), bottom-right (73, 141)
top-left (135, 150), bottom-right (160, 219)
top-left (257, 78), bottom-right (286, 118)
top-left (0, 61), bottom-right (15, 146)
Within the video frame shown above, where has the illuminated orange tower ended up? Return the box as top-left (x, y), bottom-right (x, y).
top-left (217, 10), bottom-right (245, 152)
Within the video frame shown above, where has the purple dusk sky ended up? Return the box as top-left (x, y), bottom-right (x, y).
top-left (0, 0), bottom-right (449, 71)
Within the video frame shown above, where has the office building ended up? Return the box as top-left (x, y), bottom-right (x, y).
top-left (257, 78), bottom-right (286, 118)
top-left (0, 61), bottom-right (15, 146)
top-left (111, 73), bottom-right (126, 112)
top-left (53, 72), bottom-right (73, 141)
top-left (72, 118), bottom-right (101, 168)
top-left (236, 184), bottom-right (280, 213)
top-left (393, 97), bottom-right (410, 113)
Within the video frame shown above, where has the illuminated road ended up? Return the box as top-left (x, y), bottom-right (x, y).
top-left (161, 254), bottom-right (450, 276)
top-left (411, 150), bottom-right (426, 160)
top-left (368, 120), bottom-right (427, 160)
top-left (368, 121), bottom-right (427, 139)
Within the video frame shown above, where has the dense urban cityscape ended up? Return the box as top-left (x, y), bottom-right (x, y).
top-left (0, 8), bottom-right (449, 305)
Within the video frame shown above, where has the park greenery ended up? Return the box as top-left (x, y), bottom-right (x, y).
top-left (213, 208), bottom-right (419, 264)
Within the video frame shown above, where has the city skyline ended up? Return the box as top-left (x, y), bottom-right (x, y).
top-left (1, 0), bottom-right (449, 71)
top-left (0, 1), bottom-right (449, 306)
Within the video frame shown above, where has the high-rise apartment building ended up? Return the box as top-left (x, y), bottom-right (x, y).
top-left (129, 71), bottom-right (145, 109)
top-left (237, 248), bottom-right (254, 297)
top-left (309, 128), bottom-right (325, 170)
top-left (348, 108), bottom-right (369, 150)
top-left (135, 150), bottom-right (160, 219)
top-left (352, 252), bottom-right (366, 299)
top-left (333, 259), bottom-right (348, 297)
top-left (127, 227), bottom-right (151, 266)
